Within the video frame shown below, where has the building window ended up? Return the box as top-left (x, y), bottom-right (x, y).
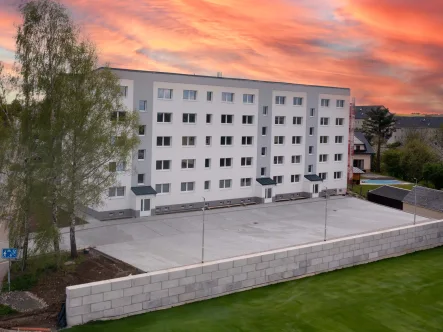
top-left (241, 136), bottom-right (253, 146)
top-left (273, 175), bottom-right (283, 184)
top-left (308, 146), bottom-right (313, 154)
top-left (261, 167), bottom-right (266, 176)
top-left (335, 153), bottom-right (343, 162)
top-left (220, 136), bottom-right (233, 146)
top-left (242, 115), bottom-right (254, 124)
top-left (207, 91), bottom-right (213, 101)
top-left (334, 171), bottom-right (342, 179)
top-left (120, 86), bottom-right (128, 97)
top-left (291, 174), bottom-right (300, 183)
top-left (139, 100), bottom-right (147, 111)
top-left (310, 108), bottom-right (315, 117)
top-left (183, 113), bottom-right (196, 123)
top-left (183, 90), bottom-right (197, 100)
top-left (219, 179), bottom-right (232, 189)
top-left (336, 100), bottom-right (345, 108)
top-left (138, 125), bottom-right (145, 136)
top-left (336, 118), bottom-right (344, 126)
top-left (109, 186), bottom-right (125, 197)
top-left (293, 97), bottom-right (303, 106)
top-left (319, 154), bottom-right (328, 163)
top-left (274, 136), bottom-right (284, 145)
top-left (158, 88), bottom-right (173, 100)
top-left (335, 135), bottom-right (344, 144)
top-left (220, 158), bottom-right (233, 167)
top-left (156, 160), bottom-right (171, 170)
top-left (243, 94), bottom-right (255, 104)
top-left (182, 136), bottom-right (196, 146)
top-left (108, 162), bottom-right (117, 172)
top-left (274, 116), bottom-right (285, 125)
top-left (111, 111), bottom-right (126, 122)
top-left (156, 136), bottom-right (172, 147)
top-left (221, 114), bottom-right (234, 124)
top-left (261, 147), bottom-right (267, 156)
top-left (116, 161), bottom-right (126, 172)
top-left (138, 149), bottom-right (145, 161)
top-left (181, 159), bottom-right (195, 169)
top-left (292, 136), bottom-right (302, 144)
top-left (308, 165), bottom-right (313, 173)
top-left (293, 117), bottom-right (302, 125)
top-left (262, 127), bottom-right (267, 136)
top-left (240, 178), bottom-right (252, 187)
top-left (155, 183), bottom-right (170, 194)
top-left (241, 157), bottom-right (252, 166)
top-left (309, 127), bottom-right (314, 136)
top-left (263, 106), bottom-right (268, 115)
top-left (181, 181), bottom-right (194, 192)
top-left (321, 99), bottom-right (330, 107)
top-left (205, 136), bottom-right (211, 146)
top-left (206, 114), bottom-right (212, 124)
top-left (275, 96), bottom-right (286, 105)
top-left (137, 174), bottom-right (145, 184)
top-left (320, 117), bottom-right (329, 126)
top-left (204, 180), bottom-right (210, 190)
top-left (157, 112), bottom-right (172, 123)
top-left (222, 92), bottom-right (234, 103)
top-left (291, 155), bottom-right (301, 164)
top-left (273, 156), bottom-right (284, 165)
top-left (205, 158), bottom-right (211, 168)
top-left (319, 172), bottom-right (327, 180)
top-left (320, 136), bottom-right (329, 144)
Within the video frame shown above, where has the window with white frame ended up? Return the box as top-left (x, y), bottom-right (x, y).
top-left (293, 97), bottom-right (303, 106)
top-left (242, 115), bottom-right (254, 124)
top-left (291, 174), bottom-right (300, 183)
top-left (336, 118), bottom-right (344, 126)
top-left (334, 153), bottom-right (343, 162)
top-left (219, 179), bottom-right (232, 189)
top-left (319, 154), bottom-right (328, 163)
top-left (263, 106), bottom-right (268, 115)
top-left (308, 165), bottom-right (313, 173)
top-left (293, 117), bottom-right (302, 125)
top-left (156, 160), bottom-right (171, 170)
top-left (220, 136), bottom-right (233, 146)
top-left (241, 157), bottom-right (252, 166)
top-left (181, 159), bottom-right (195, 169)
top-left (262, 127), bottom-right (267, 135)
top-left (273, 175), bottom-right (283, 184)
top-left (138, 149), bottom-right (145, 160)
top-left (274, 116), bottom-right (285, 125)
top-left (205, 158), bottom-right (211, 168)
top-left (261, 147), bottom-right (267, 156)
top-left (204, 180), bottom-right (210, 190)
top-left (335, 135), bottom-right (344, 143)
top-left (292, 136), bottom-right (302, 144)
top-left (183, 113), bottom-right (196, 123)
top-left (157, 112), bottom-right (172, 123)
top-left (221, 114), bottom-right (234, 124)
top-left (274, 136), bottom-right (284, 145)
top-left (116, 161), bottom-right (126, 172)
top-left (207, 91), bottom-right (213, 101)
top-left (220, 158), bottom-right (232, 167)
top-left (111, 111), bottom-right (126, 122)
top-left (309, 127), bottom-right (314, 136)
top-left (139, 100), bottom-right (147, 111)
top-left (310, 108), bottom-right (315, 117)
top-left (336, 100), bottom-right (345, 108)
top-left (241, 136), bottom-right (253, 146)
top-left (182, 136), bottom-right (196, 146)
top-left (205, 136), bottom-right (211, 146)
top-left (243, 94), bottom-right (255, 104)
top-left (137, 174), bottom-right (145, 184)
top-left (291, 155), bottom-right (301, 164)
top-left (320, 136), bottom-right (329, 144)
top-left (138, 125), bottom-right (145, 136)
top-left (273, 156), bottom-right (284, 165)
top-left (181, 181), bottom-right (194, 192)
top-left (321, 99), bottom-right (330, 107)
top-left (334, 171), bottom-right (342, 179)
top-left (222, 92), bottom-right (234, 102)
top-left (275, 96), bottom-right (286, 105)
top-left (240, 177), bottom-right (252, 187)
top-left (120, 86), bottom-right (128, 97)
top-left (183, 90), bottom-right (197, 100)
top-left (109, 186), bottom-right (125, 197)
top-left (308, 146), bottom-right (313, 154)
top-left (158, 88), bottom-right (173, 99)
top-left (319, 172), bottom-right (327, 180)
top-left (206, 114), bottom-right (212, 124)
top-left (156, 136), bottom-right (172, 147)
top-left (320, 117), bottom-right (329, 126)
top-left (155, 183), bottom-right (170, 194)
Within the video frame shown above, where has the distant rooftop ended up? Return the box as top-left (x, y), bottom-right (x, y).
top-left (403, 186), bottom-right (443, 212)
top-left (394, 116), bottom-right (443, 129)
top-left (355, 105), bottom-right (385, 119)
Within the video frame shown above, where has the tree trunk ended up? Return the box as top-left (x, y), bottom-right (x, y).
top-left (51, 199), bottom-right (60, 255)
top-left (69, 213), bottom-right (77, 259)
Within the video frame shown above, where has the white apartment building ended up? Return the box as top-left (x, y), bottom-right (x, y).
top-left (86, 69), bottom-right (350, 220)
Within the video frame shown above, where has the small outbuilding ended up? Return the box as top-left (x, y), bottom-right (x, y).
top-left (367, 185), bottom-right (410, 210)
top-left (402, 186), bottom-right (443, 219)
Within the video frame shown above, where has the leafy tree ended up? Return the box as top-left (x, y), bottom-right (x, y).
top-left (400, 138), bottom-right (438, 181)
top-left (362, 106), bottom-right (396, 172)
top-left (423, 163), bottom-right (443, 190)
top-left (382, 149), bottom-right (404, 179)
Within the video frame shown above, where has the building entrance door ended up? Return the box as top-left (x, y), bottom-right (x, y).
top-left (140, 198), bottom-right (151, 216)
top-left (264, 188), bottom-right (273, 203)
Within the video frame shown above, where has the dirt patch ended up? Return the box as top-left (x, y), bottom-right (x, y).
top-left (0, 292), bottom-right (46, 313)
top-left (0, 250), bottom-right (139, 329)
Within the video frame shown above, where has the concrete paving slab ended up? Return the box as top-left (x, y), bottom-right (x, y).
top-left (60, 197), bottom-right (431, 273)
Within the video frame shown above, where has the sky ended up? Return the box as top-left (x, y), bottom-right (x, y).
top-left (0, 0), bottom-right (442, 115)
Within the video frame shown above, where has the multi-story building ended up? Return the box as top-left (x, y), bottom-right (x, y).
top-left (86, 69), bottom-right (350, 220)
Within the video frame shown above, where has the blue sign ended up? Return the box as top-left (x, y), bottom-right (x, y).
top-left (2, 248), bottom-right (18, 259)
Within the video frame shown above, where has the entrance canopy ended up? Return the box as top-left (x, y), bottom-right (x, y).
top-left (131, 186), bottom-right (157, 196)
top-left (256, 177), bottom-right (277, 186)
top-left (304, 174), bottom-right (323, 182)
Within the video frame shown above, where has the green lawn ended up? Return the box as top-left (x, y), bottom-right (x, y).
top-left (68, 247), bottom-right (443, 332)
top-left (350, 183), bottom-right (414, 198)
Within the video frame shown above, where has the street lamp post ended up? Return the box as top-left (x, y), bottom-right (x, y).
top-left (413, 178), bottom-right (417, 225)
top-left (201, 197), bottom-right (206, 263)
top-left (324, 187), bottom-right (328, 241)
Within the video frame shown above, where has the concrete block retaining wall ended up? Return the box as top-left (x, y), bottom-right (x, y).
top-left (66, 220), bottom-right (443, 327)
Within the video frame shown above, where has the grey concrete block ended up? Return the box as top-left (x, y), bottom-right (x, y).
top-left (203, 264), bottom-right (218, 273)
top-left (218, 261), bottom-right (234, 270)
top-left (307, 252), bottom-right (319, 260)
top-left (363, 247), bottom-right (373, 254)
top-left (131, 293), bottom-right (149, 304)
top-left (150, 289), bottom-right (169, 300)
top-left (179, 276), bottom-right (196, 286)
top-left (233, 258), bottom-right (248, 267)
top-left (69, 297), bottom-right (82, 308)
top-left (299, 260), bottom-right (307, 268)
top-left (169, 286), bottom-right (186, 296)
top-left (323, 255), bottom-right (333, 263)
top-left (143, 282), bottom-right (162, 293)
top-left (91, 301), bottom-right (111, 313)
top-left (179, 292), bottom-right (196, 302)
top-left (91, 282), bottom-right (111, 294)
top-left (83, 310), bottom-right (104, 324)
top-left (104, 289), bottom-right (124, 301)
top-left (212, 285), bottom-right (226, 295)
top-left (247, 256), bottom-right (261, 264)
top-left (212, 269), bottom-right (228, 279)
top-left (169, 270), bottom-right (186, 280)
top-left (67, 314), bottom-right (83, 326)
top-left (131, 275), bottom-right (151, 287)
top-left (311, 245), bottom-right (322, 253)
top-left (247, 270), bottom-right (262, 279)
top-left (111, 296), bottom-right (131, 308)
top-left (374, 233), bottom-right (383, 240)
top-left (234, 273), bottom-right (247, 282)
top-left (360, 241), bottom-right (370, 249)
top-left (311, 258), bottom-right (323, 266)
top-left (267, 273), bottom-right (284, 282)
top-left (274, 265), bottom-right (287, 274)
top-left (143, 299), bottom-right (162, 310)
top-left (287, 248), bottom-right (299, 257)
top-left (162, 279), bottom-right (179, 289)
top-left (339, 258), bottom-right (352, 266)
top-left (124, 286), bottom-right (144, 297)
top-left (329, 261), bottom-right (339, 269)
top-left (270, 259), bottom-right (285, 268)
top-left (196, 288), bottom-right (212, 298)
top-left (104, 307), bottom-right (124, 318)
top-left (161, 295), bottom-right (178, 306)
top-left (196, 273), bottom-right (211, 282)
top-left (369, 252), bottom-right (378, 259)
top-left (287, 262), bottom-right (299, 270)
top-left (293, 267), bottom-right (307, 277)
top-left (261, 253), bottom-right (275, 262)
top-left (68, 286), bottom-right (91, 299)
top-left (343, 251), bottom-right (353, 259)
top-left (373, 245), bottom-right (382, 252)
top-left (344, 239), bottom-right (355, 246)
top-left (370, 240), bottom-right (379, 247)
top-left (124, 303), bottom-right (142, 314)
top-left (225, 281), bottom-right (243, 292)
top-left (339, 245), bottom-right (350, 253)
top-left (275, 251), bottom-right (288, 259)
top-left (151, 272), bottom-right (169, 283)
top-left (111, 279), bottom-right (132, 291)
top-left (242, 264), bottom-right (256, 273)
top-left (218, 276), bottom-right (233, 285)
top-left (228, 267), bottom-right (242, 276)
top-left (242, 279), bottom-right (255, 288)
top-left (68, 304), bottom-right (91, 316)
top-left (299, 246), bottom-right (312, 254)
top-left (329, 247), bottom-right (340, 255)
top-left (256, 262), bottom-right (270, 270)
top-left (295, 253), bottom-right (307, 262)
top-left (265, 267), bottom-right (275, 276)
top-left (333, 253), bottom-right (343, 261)
top-left (322, 243), bottom-right (334, 250)
top-left (255, 276), bottom-right (266, 285)
top-left (83, 293), bottom-right (104, 305)
top-left (283, 270), bottom-right (294, 279)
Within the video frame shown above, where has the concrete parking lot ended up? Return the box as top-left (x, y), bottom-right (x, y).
top-left (60, 197), bottom-right (430, 272)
